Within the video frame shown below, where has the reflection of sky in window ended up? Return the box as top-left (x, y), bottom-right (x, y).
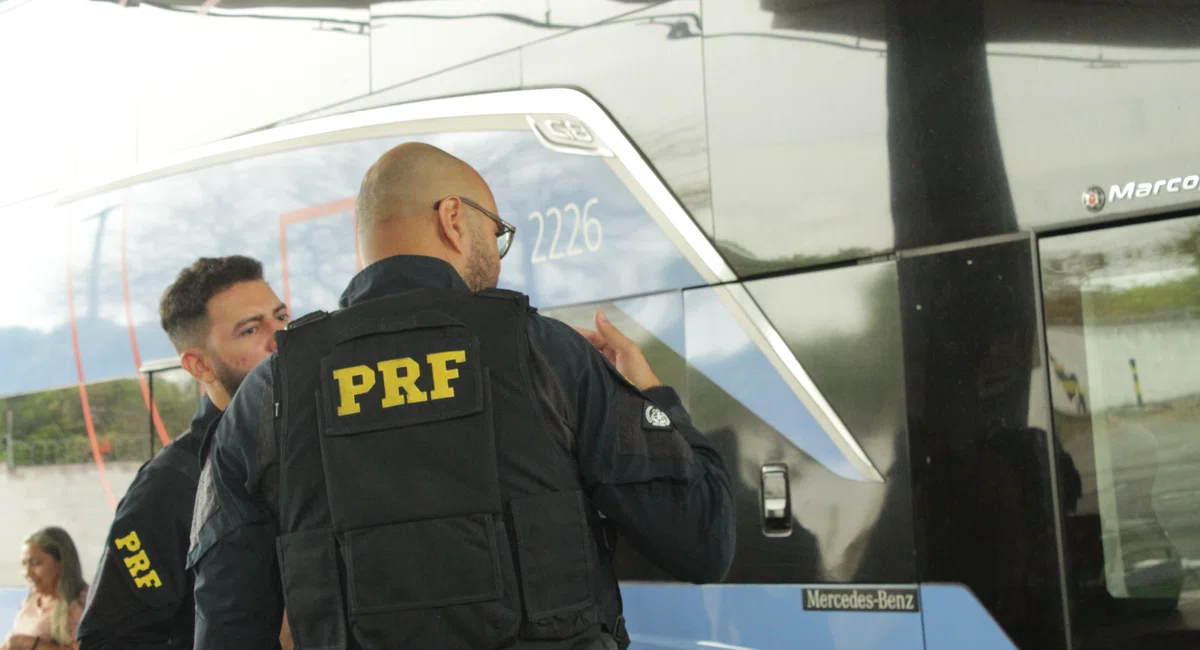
top-left (0, 198), bottom-right (78, 395)
top-left (0, 196), bottom-right (67, 331)
top-left (286, 213), bottom-right (357, 317)
top-left (3, 127), bottom-right (705, 391)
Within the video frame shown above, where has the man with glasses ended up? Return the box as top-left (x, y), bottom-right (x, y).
top-left (188, 142), bottom-right (736, 650)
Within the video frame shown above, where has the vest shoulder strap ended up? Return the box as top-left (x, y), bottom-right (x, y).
top-left (286, 309), bottom-right (330, 331)
top-left (474, 287), bottom-right (530, 307)
top-left (155, 444), bottom-right (200, 485)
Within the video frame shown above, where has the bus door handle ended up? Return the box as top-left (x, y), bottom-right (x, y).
top-left (761, 463), bottom-right (792, 537)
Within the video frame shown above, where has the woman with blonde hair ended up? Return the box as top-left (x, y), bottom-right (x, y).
top-left (2, 527), bottom-right (89, 650)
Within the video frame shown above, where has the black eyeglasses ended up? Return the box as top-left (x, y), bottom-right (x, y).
top-left (434, 196), bottom-right (516, 259)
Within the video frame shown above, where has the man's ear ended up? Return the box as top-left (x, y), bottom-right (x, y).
top-left (180, 349), bottom-right (216, 385)
top-left (436, 196), bottom-right (469, 256)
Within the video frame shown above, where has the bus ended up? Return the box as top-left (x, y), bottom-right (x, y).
top-left (1, 1), bottom-right (1198, 649)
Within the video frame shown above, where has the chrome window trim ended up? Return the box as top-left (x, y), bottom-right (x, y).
top-left (54, 87), bottom-right (882, 482)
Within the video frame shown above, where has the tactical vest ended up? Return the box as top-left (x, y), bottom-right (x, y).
top-left (273, 287), bottom-right (625, 650)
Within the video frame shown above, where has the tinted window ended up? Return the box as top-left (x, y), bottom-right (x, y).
top-left (0, 110), bottom-right (722, 605)
top-left (85, 129), bottom-right (705, 387)
top-left (147, 367), bottom-right (203, 453)
top-left (1, 382), bottom-right (150, 467)
top-left (0, 198), bottom-right (74, 396)
top-left (546, 261), bottom-right (911, 585)
top-left (1041, 215), bottom-right (1200, 648)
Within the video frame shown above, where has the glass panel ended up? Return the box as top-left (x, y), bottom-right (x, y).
top-left (521, 0), bottom-right (711, 236)
top-left (0, 378), bottom-right (153, 606)
top-left (4, 95), bottom-right (731, 627)
top-left (703, 0), bottom-right (891, 272)
top-left (0, 197), bottom-right (75, 396)
top-left (72, 126), bottom-right (710, 387)
top-left (370, 0), bottom-right (557, 90)
top-left (543, 292), bottom-right (686, 390)
top-left (545, 267), bottom-right (908, 584)
top-left (67, 193), bottom-right (143, 385)
top-left (1041, 214), bottom-right (1200, 646)
top-left (0, 380), bottom-right (154, 468)
top-left (147, 367), bottom-right (204, 453)
top-left (134, 3), bottom-right (370, 160)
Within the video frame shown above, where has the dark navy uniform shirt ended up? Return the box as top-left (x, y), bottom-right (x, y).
top-left (188, 255), bottom-right (736, 649)
top-left (77, 396), bottom-right (222, 650)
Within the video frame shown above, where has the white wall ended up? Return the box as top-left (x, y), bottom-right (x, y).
top-left (1047, 322), bottom-right (1200, 413)
top-left (0, 462), bottom-right (142, 589)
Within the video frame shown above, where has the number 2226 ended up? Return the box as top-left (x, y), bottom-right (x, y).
top-left (528, 198), bottom-right (601, 264)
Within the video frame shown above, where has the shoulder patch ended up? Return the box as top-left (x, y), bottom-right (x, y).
top-left (642, 402), bottom-right (673, 431)
top-left (110, 529), bottom-right (167, 591)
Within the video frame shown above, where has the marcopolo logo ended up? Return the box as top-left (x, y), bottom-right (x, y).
top-left (1085, 175), bottom-right (1200, 213)
top-left (1082, 186), bottom-right (1106, 213)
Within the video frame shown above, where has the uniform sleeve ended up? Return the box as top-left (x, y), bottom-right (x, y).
top-left (527, 316), bottom-right (737, 584)
top-left (77, 467), bottom-right (196, 650)
top-left (186, 359), bottom-right (284, 650)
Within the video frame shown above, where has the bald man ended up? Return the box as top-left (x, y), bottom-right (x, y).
top-left (187, 143), bottom-right (736, 650)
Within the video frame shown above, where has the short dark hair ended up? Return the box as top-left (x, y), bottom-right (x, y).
top-left (159, 255), bottom-right (265, 353)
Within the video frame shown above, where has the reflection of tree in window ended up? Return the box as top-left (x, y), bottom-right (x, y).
top-left (0, 375), bottom-right (200, 467)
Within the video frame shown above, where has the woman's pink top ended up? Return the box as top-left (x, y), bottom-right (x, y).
top-left (7, 589), bottom-right (86, 649)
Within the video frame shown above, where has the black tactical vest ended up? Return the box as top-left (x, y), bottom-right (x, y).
top-left (273, 287), bottom-right (625, 650)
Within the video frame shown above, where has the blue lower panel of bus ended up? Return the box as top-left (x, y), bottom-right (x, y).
top-left (918, 584), bottom-right (1018, 650)
top-left (619, 583), bottom-right (1017, 650)
top-left (0, 584), bottom-right (1015, 648)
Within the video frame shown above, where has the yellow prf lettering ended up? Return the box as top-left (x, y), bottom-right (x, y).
top-left (333, 349), bottom-right (467, 415)
top-left (134, 570), bottom-right (163, 589)
top-left (427, 350), bottom-right (466, 400)
top-left (114, 530), bottom-right (161, 588)
top-left (124, 549), bottom-right (151, 576)
top-left (378, 358), bottom-right (428, 407)
top-left (114, 531), bottom-right (141, 552)
top-left (333, 365), bottom-right (376, 416)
